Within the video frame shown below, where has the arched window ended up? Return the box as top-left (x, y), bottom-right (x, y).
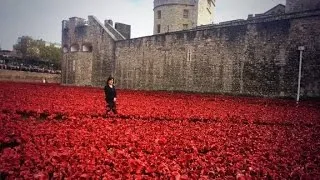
top-left (63, 45), bottom-right (68, 53)
top-left (82, 44), bottom-right (92, 52)
top-left (70, 44), bottom-right (79, 52)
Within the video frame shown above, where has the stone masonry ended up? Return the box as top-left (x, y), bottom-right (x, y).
top-left (153, 0), bottom-right (215, 34)
top-left (116, 10), bottom-right (320, 97)
top-left (286, 0), bottom-right (320, 13)
top-left (62, 0), bottom-right (320, 98)
top-left (62, 16), bottom-right (129, 86)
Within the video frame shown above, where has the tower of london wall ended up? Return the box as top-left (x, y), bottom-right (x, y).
top-left (62, 1), bottom-right (320, 98)
top-left (115, 10), bottom-right (320, 98)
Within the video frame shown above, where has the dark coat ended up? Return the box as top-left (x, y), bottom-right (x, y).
top-left (104, 85), bottom-right (117, 102)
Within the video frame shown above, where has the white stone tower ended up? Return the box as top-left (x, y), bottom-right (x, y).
top-left (153, 0), bottom-right (216, 34)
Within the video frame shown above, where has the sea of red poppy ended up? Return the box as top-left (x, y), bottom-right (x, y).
top-left (0, 82), bottom-right (320, 179)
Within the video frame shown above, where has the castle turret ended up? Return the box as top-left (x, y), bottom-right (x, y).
top-left (153, 0), bottom-right (215, 34)
top-left (285, 0), bottom-right (320, 13)
top-left (61, 16), bottom-right (131, 86)
top-left (115, 23), bottom-right (131, 39)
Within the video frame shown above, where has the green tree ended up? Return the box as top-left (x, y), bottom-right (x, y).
top-left (13, 36), bottom-right (62, 68)
top-left (26, 46), bottom-right (40, 59)
top-left (39, 45), bottom-right (62, 64)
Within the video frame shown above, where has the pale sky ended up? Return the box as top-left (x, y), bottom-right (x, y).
top-left (0, 0), bottom-right (285, 50)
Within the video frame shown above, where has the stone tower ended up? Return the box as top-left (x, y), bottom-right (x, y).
top-left (285, 0), bottom-right (320, 13)
top-left (61, 16), bottom-right (130, 86)
top-left (153, 0), bottom-right (216, 34)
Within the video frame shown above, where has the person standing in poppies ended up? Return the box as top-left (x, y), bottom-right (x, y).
top-left (104, 76), bottom-right (117, 114)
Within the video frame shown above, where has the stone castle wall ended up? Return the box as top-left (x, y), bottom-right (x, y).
top-left (61, 4), bottom-right (320, 98)
top-left (61, 16), bottom-right (125, 87)
top-left (62, 52), bottom-right (93, 85)
top-left (115, 10), bottom-right (320, 98)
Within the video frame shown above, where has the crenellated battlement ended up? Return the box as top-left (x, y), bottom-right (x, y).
top-left (61, 0), bottom-right (320, 97)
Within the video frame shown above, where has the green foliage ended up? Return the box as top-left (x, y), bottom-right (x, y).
top-left (39, 45), bottom-right (62, 64)
top-left (13, 36), bottom-right (61, 65)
